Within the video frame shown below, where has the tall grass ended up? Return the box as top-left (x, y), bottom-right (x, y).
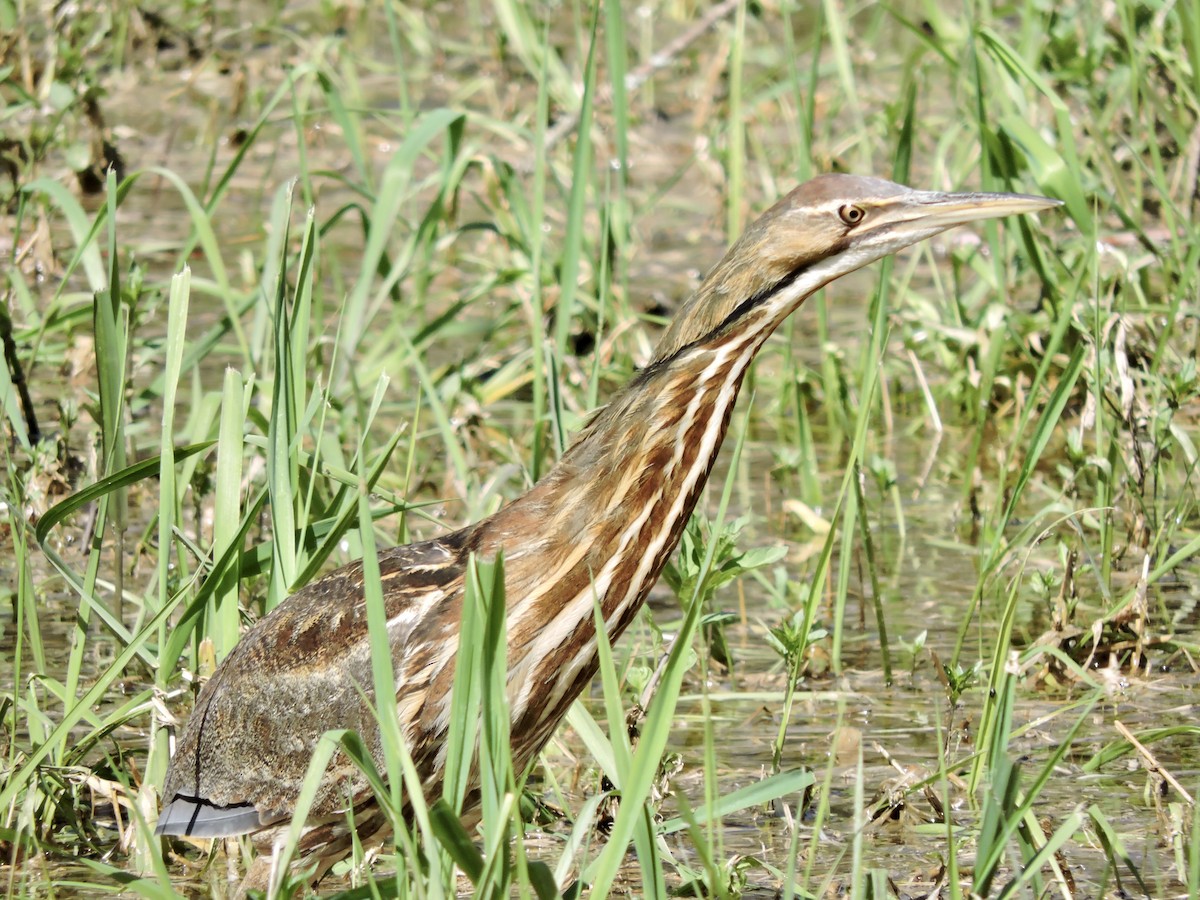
top-left (1, 0), bottom-right (1197, 897)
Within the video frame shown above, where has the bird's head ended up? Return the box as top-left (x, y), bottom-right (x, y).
top-left (650, 173), bottom-right (1060, 363)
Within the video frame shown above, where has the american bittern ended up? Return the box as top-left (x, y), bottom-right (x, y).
top-left (156, 174), bottom-right (1059, 883)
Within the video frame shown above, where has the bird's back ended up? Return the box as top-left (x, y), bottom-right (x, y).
top-left (157, 535), bottom-right (474, 837)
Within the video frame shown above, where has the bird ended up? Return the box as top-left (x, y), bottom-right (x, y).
top-left (155, 173), bottom-right (1059, 886)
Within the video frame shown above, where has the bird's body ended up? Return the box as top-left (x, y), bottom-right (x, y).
top-left (156, 174), bottom-right (1058, 883)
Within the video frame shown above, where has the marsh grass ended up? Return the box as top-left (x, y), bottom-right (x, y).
top-left (2, 0), bottom-right (1199, 897)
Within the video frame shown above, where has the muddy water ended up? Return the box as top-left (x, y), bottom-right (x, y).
top-left (5, 3), bottom-right (1198, 898)
top-left (578, 429), bottom-right (1199, 894)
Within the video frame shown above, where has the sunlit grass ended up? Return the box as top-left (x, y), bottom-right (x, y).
top-left (1, 0), bottom-right (1198, 897)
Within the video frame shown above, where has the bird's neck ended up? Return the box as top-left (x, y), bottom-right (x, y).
top-left (486, 213), bottom-right (843, 603)
top-left (473, 303), bottom-right (779, 726)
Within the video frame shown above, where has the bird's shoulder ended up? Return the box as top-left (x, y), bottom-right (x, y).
top-left (220, 532), bottom-right (473, 677)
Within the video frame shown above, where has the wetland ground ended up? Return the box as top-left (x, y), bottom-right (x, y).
top-left (2, 1), bottom-right (1199, 897)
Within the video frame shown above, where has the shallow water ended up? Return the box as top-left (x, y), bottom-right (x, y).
top-left (4, 2), bottom-right (1199, 897)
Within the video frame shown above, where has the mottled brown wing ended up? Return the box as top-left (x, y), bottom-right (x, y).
top-left (158, 536), bottom-right (470, 835)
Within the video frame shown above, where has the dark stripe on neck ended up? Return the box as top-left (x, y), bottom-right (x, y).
top-left (713, 260), bottom-right (812, 338)
top-left (632, 261), bottom-right (813, 388)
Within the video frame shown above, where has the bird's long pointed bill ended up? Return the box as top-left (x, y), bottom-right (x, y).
top-left (909, 190), bottom-right (1063, 227)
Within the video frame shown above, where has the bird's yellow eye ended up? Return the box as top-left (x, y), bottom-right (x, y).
top-left (838, 204), bottom-right (866, 226)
